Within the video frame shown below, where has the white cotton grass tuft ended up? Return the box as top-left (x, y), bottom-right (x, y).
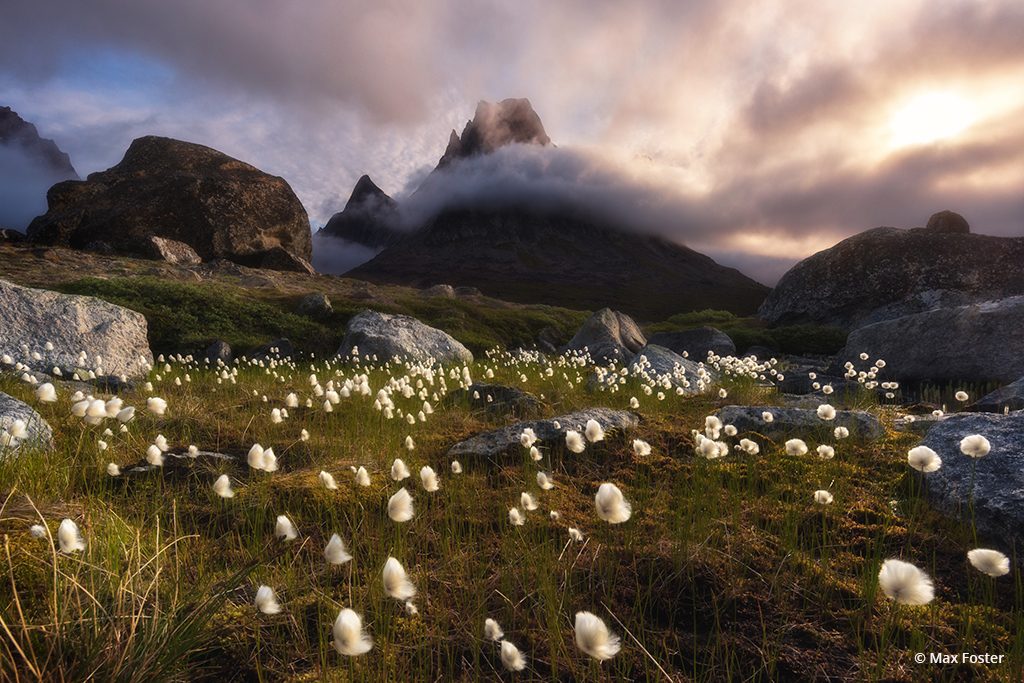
top-left (520, 492), bottom-right (539, 511)
top-left (632, 439), bottom-right (651, 456)
top-left (332, 608), bottom-right (373, 656)
top-left (536, 472), bottom-right (554, 490)
top-left (420, 466), bottom-right (440, 492)
top-left (106, 462), bottom-right (120, 476)
top-left (907, 446), bottom-right (942, 473)
top-left (451, 460), bottom-right (463, 474)
top-left (959, 434), bottom-right (991, 458)
top-left (275, 514), bottom-right (298, 541)
top-left (785, 439), bottom-right (808, 456)
top-left (213, 474), bottom-right (235, 498)
top-left (484, 617), bottom-right (504, 641)
top-left (565, 430), bottom-right (586, 453)
top-left (391, 458), bottom-right (411, 481)
top-left (877, 559), bottom-right (934, 605)
top-left (319, 470), bottom-right (339, 490)
top-left (568, 527), bottom-right (584, 542)
top-left (404, 601), bottom-right (418, 615)
top-left (762, 411), bottom-right (774, 423)
top-left (530, 446), bottom-right (542, 461)
top-left (816, 445), bottom-right (835, 460)
top-left (324, 533), bottom-right (353, 565)
top-left (834, 426), bottom-right (850, 439)
top-left (955, 390), bottom-right (969, 402)
top-left (500, 640), bottom-right (527, 672)
top-left (254, 585), bottom-right (281, 614)
top-left (816, 404), bottom-right (836, 421)
top-left (146, 397), bottom-right (167, 415)
top-left (519, 428), bottom-right (537, 448)
top-left (382, 556), bottom-right (416, 600)
top-left (146, 444), bottom-right (165, 467)
top-left (967, 549), bottom-right (1010, 577)
top-left (813, 490), bottom-right (833, 505)
top-left (57, 519), bottom-right (85, 553)
top-left (35, 382), bottom-right (57, 403)
top-left (355, 466), bottom-right (371, 487)
top-left (387, 488), bottom-right (415, 522)
top-left (508, 507), bottom-right (525, 526)
top-left (574, 611), bottom-right (621, 661)
top-left (594, 483), bottom-right (631, 524)
top-left (585, 419), bottom-right (605, 443)
top-left (30, 524), bottom-right (46, 539)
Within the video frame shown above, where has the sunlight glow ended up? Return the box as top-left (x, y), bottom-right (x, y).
top-left (888, 91), bottom-right (977, 148)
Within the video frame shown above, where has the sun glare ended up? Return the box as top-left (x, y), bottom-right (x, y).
top-left (888, 91), bottom-right (976, 149)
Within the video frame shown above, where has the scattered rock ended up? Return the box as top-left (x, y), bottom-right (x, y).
top-left (122, 450), bottom-right (235, 477)
top-left (27, 135), bottom-right (313, 272)
top-left (969, 377), bottom-right (1024, 414)
top-left (203, 341), bottom-right (233, 365)
top-left (297, 292), bottom-right (332, 317)
top-left (920, 413), bottom-right (1024, 550)
top-left (0, 278), bottom-right (153, 377)
top-left (422, 284), bottom-right (455, 298)
top-left (446, 383), bottom-right (543, 417)
top-left (565, 308), bottom-right (646, 364)
top-left (0, 392), bottom-right (53, 451)
top-left (893, 413), bottom-right (950, 435)
top-left (447, 408), bottom-right (639, 459)
top-left (630, 345), bottom-right (711, 394)
top-left (715, 405), bottom-right (884, 441)
top-left (647, 327), bottom-right (736, 360)
top-left (252, 338), bottom-right (294, 360)
top-left (338, 310), bottom-right (473, 365)
top-left (925, 209), bottom-right (970, 234)
top-left (834, 296), bottom-right (1024, 384)
top-left (143, 235), bottom-right (202, 265)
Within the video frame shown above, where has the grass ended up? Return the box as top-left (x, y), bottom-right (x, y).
top-left (0, 351), bottom-right (1020, 681)
top-left (646, 309), bottom-right (848, 356)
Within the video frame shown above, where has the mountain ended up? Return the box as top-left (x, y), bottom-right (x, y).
top-left (334, 98), bottom-right (769, 319)
top-left (0, 106), bottom-right (78, 229)
top-left (319, 174), bottom-right (402, 248)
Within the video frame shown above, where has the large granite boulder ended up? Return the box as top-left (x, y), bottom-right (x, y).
top-left (447, 407), bottom-right (638, 459)
top-left (920, 413), bottom-right (1024, 550)
top-left (716, 405), bottom-right (884, 441)
top-left (970, 377), bottom-right (1024, 414)
top-left (629, 345), bottom-right (712, 395)
top-left (833, 296), bottom-right (1024, 384)
top-left (0, 278), bottom-right (152, 377)
top-left (0, 392), bottom-right (53, 451)
top-left (647, 327), bottom-right (736, 360)
top-left (27, 136), bottom-right (313, 272)
top-left (445, 383), bottom-right (542, 417)
top-left (759, 213), bottom-right (1024, 330)
top-left (564, 308), bottom-right (646, 364)
top-left (338, 310), bottom-right (473, 365)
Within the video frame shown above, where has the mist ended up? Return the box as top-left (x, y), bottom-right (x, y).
top-left (0, 145), bottom-right (66, 230)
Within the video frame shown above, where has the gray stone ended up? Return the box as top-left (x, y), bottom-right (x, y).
top-left (630, 345), bottom-right (713, 395)
top-left (564, 308), bottom-right (646, 364)
top-left (0, 392), bottom-right (53, 451)
top-left (970, 377), bottom-right (1024, 414)
top-left (422, 284), bottom-right (455, 298)
top-left (715, 405), bottom-right (884, 441)
top-left (446, 383), bottom-right (543, 417)
top-left (144, 235), bottom-right (202, 265)
top-left (0, 278), bottom-right (153, 377)
top-left (920, 413), bottom-right (1024, 551)
top-left (448, 408), bottom-right (639, 459)
top-left (925, 209), bottom-right (970, 234)
top-left (123, 449), bottom-right (235, 476)
top-left (834, 296), bottom-right (1024, 384)
top-left (647, 327), bottom-right (736, 360)
top-left (252, 338), bottom-right (294, 360)
top-left (297, 292), bottom-right (332, 317)
top-left (203, 340), bottom-right (233, 365)
top-left (338, 310), bottom-right (473, 365)
top-left (893, 414), bottom-right (950, 435)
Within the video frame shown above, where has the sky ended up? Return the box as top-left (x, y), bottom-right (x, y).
top-left (1, 0), bottom-right (1023, 284)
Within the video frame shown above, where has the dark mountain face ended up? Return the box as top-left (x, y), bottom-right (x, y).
top-left (319, 174), bottom-right (403, 248)
top-left (437, 98), bottom-right (551, 168)
top-left (0, 106), bottom-right (78, 229)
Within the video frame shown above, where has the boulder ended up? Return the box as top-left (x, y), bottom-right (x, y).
top-left (0, 392), bottom-right (53, 451)
top-left (0, 278), bottom-right (152, 377)
top-left (27, 136), bottom-right (312, 272)
top-left (422, 284), bottom-right (455, 298)
top-left (833, 296), bottom-right (1024, 384)
top-left (297, 292), bottom-right (332, 317)
top-left (564, 308), bottom-right (646, 364)
top-left (203, 340), bottom-right (233, 365)
top-left (144, 235), bottom-right (202, 265)
top-left (447, 408), bottom-right (639, 459)
top-left (446, 383), bottom-right (542, 417)
top-left (338, 310), bottom-right (473, 365)
top-left (630, 345), bottom-right (712, 395)
top-left (252, 338), bottom-right (294, 360)
top-left (920, 413), bottom-right (1024, 550)
top-left (715, 405), bottom-right (884, 441)
top-left (122, 449), bottom-right (235, 477)
top-left (970, 377), bottom-right (1024, 414)
top-left (759, 214), bottom-right (1024, 330)
top-left (647, 327), bottom-right (736, 360)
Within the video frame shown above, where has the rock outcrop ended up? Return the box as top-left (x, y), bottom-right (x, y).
top-left (920, 413), bottom-right (1024, 550)
top-left (647, 327), bottom-right (736, 360)
top-left (447, 407), bottom-right (638, 459)
top-left (437, 98), bottom-right (552, 168)
top-left (834, 296), bottom-right (1024, 384)
top-left (0, 278), bottom-right (152, 377)
top-left (715, 405), bottom-right (884, 441)
top-left (759, 213), bottom-right (1024, 330)
top-left (564, 308), bottom-right (646, 364)
top-left (630, 345), bottom-right (711, 394)
top-left (27, 136), bottom-right (313, 272)
top-left (0, 392), bottom-right (53, 451)
top-left (969, 377), bottom-right (1024, 414)
top-left (338, 310), bottom-right (473, 365)
top-left (144, 236), bottom-right (202, 265)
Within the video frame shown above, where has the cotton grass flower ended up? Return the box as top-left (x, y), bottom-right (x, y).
top-left (146, 397), bottom-right (167, 416)
top-left (391, 458), bottom-right (411, 481)
top-left (324, 533), bottom-right (352, 565)
top-left (420, 466), bottom-right (439, 492)
top-left (536, 472), bottom-right (554, 490)
top-left (967, 549), bottom-right (1010, 577)
top-left (955, 390), bottom-right (969, 402)
top-left (355, 466), bottom-right (371, 486)
top-left (816, 404), bottom-right (836, 421)
top-left (816, 445), bottom-right (835, 460)
top-left (813, 490), bottom-right (833, 505)
top-left (35, 382), bottom-right (57, 403)
top-left (565, 430), bottom-right (586, 453)
top-left (106, 462), bottom-right (120, 476)
top-left (275, 515), bottom-right (298, 541)
top-left (585, 419), bottom-right (605, 443)
top-left (451, 460), bottom-right (463, 474)
top-left (785, 439), bottom-right (808, 456)
top-left (574, 611), bottom-right (621, 661)
top-left (332, 608), bottom-right (373, 655)
top-left (834, 426), bottom-right (849, 439)
top-left (255, 585), bottom-right (281, 614)
top-left (213, 474), bottom-right (234, 498)
top-left (382, 557), bottom-right (416, 600)
top-left (521, 492), bottom-right (539, 511)
top-left (907, 446), bottom-right (942, 473)
top-left (959, 434), bottom-right (991, 458)
top-left (762, 411), bottom-right (774, 423)
top-left (519, 428), bottom-right (537, 448)
top-left (594, 483), bottom-right (631, 524)
top-left (877, 559), bottom-right (934, 605)
top-left (568, 528), bottom-right (584, 542)
top-left (500, 641), bottom-right (527, 671)
top-left (632, 439), bottom-right (651, 456)
top-left (529, 446), bottom-right (542, 461)
top-left (388, 488), bottom-right (414, 522)
top-left (30, 524), bottom-right (46, 539)
top-left (57, 518), bottom-right (85, 553)
top-left (508, 507), bottom-right (525, 526)
top-left (319, 470), bottom-right (339, 490)
top-left (737, 438), bottom-right (759, 455)
top-left (484, 617), bottom-right (504, 641)
top-left (146, 444), bottom-right (165, 467)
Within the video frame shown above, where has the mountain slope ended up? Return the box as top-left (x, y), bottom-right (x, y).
top-left (319, 174), bottom-right (403, 248)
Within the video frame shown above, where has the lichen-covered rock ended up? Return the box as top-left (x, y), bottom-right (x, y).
top-left (647, 327), bottom-right (735, 360)
top-left (338, 310), bottom-right (473, 365)
top-left (715, 405), bottom-right (884, 441)
top-left (564, 308), bottom-right (646, 364)
top-left (144, 235), bottom-right (202, 265)
top-left (629, 345), bottom-right (713, 395)
top-left (446, 383), bottom-right (542, 417)
top-left (0, 392), bottom-right (53, 451)
top-left (297, 292), bottom-right (332, 317)
top-left (970, 377), bottom-right (1024, 414)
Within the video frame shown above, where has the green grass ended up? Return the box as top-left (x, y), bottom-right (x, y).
top-left (0, 353), bottom-right (1020, 681)
top-left (645, 309), bottom-right (848, 356)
